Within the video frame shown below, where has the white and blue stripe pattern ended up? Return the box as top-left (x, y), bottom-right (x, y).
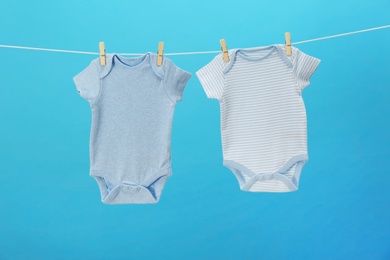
top-left (197, 45), bottom-right (320, 192)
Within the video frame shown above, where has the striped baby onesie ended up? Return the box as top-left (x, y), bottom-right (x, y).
top-left (196, 45), bottom-right (320, 192)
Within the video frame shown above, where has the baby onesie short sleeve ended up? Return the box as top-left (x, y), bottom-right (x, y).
top-left (73, 59), bottom-right (101, 104)
top-left (72, 53), bottom-right (191, 204)
top-left (292, 47), bottom-right (321, 91)
top-left (196, 55), bottom-right (225, 100)
top-left (163, 59), bottom-right (192, 103)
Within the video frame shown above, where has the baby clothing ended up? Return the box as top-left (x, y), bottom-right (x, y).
top-left (74, 53), bottom-right (191, 204)
top-left (196, 45), bottom-right (320, 192)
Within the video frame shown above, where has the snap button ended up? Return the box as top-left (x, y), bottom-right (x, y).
top-left (137, 187), bottom-right (141, 191)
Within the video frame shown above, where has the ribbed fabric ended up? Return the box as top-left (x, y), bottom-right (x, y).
top-left (196, 45), bottom-right (320, 192)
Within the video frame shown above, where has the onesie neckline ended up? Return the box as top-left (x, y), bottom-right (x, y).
top-left (224, 45), bottom-right (292, 74)
top-left (113, 53), bottom-right (151, 70)
top-left (236, 45), bottom-right (277, 61)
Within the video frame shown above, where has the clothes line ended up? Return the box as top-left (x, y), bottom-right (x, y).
top-left (0, 24), bottom-right (389, 57)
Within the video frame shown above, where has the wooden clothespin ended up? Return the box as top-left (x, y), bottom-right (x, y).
top-left (157, 42), bottom-right (164, 66)
top-left (285, 32), bottom-right (292, 56)
top-left (220, 39), bottom-right (229, 62)
top-left (99, 42), bottom-right (106, 66)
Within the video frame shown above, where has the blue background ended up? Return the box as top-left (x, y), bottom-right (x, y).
top-left (0, 0), bottom-right (389, 259)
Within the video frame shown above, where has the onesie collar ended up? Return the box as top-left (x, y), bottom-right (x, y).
top-left (224, 44), bottom-right (292, 73)
top-left (99, 53), bottom-right (153, 79)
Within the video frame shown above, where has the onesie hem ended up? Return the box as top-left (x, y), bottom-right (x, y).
top-left (90, 167), bottom-right (172, 204)
top-left (223, 154), bottom-right (308, 192)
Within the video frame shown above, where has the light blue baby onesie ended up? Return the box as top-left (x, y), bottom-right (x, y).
top-left (74, 53), bottom-right (191, 204)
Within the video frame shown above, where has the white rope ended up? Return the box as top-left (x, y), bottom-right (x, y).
top-left (0, 24), bottom-right (389, 56)
top-left (293, 24), bottom-right (390, 45)
top-left (0, 44), bottom-right (98, 55)
top-left (153, 50), bottom-right (221, 56)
